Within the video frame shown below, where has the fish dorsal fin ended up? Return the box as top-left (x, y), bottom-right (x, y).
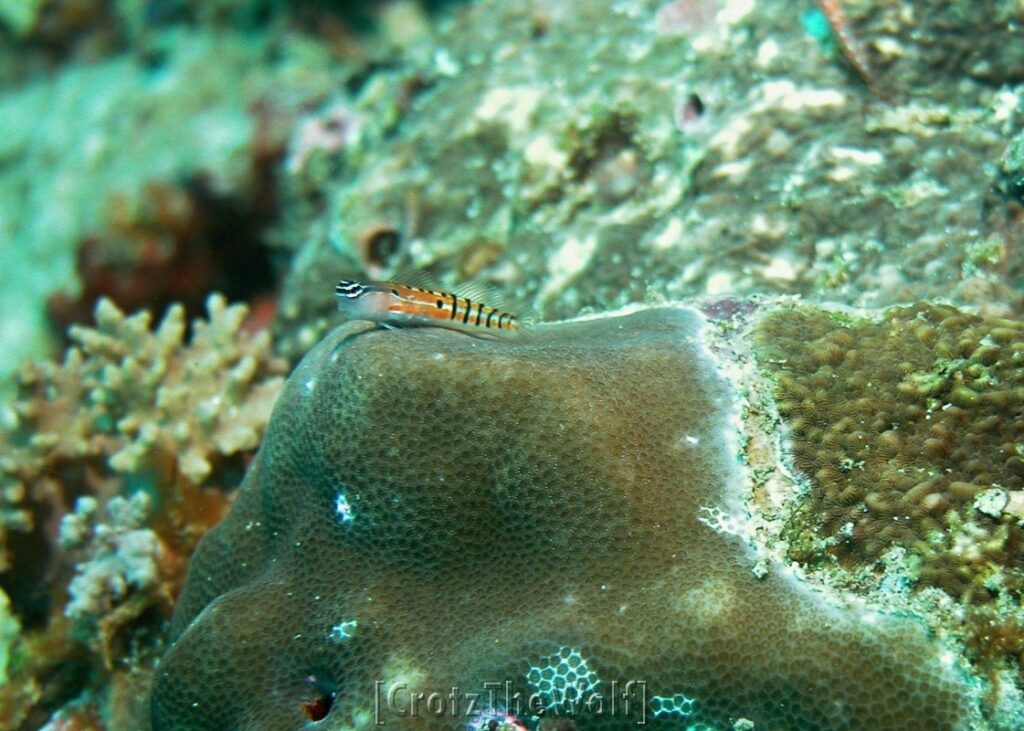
top-left (449, 280), bottom-right (511, 312)
top-left (392, 269), bottom-right (533, 325)
top-left (453, 280), bottom-right (540, 327)
top-left (393, 270), bottom-right (510, 309)
top-left (391, 269), bottom-right (440, 291)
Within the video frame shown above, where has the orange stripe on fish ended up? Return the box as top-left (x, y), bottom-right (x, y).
top-left (335, 279), bottom-right (520, 335)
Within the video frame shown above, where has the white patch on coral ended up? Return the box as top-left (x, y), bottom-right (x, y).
top-left (64, 493), bottom-right (164, 620)
top-left (708, 116), bottom-right (754, 161)
top-left (705, 271), bottom-right (733, 295)
top-left (975, 488), bottom-right (1009, 519)
top-left (540, 234), bottom-right (598, 302)
top-left (177, 449), bottom-right (212, 484)
top-left (674, 577), bottom-right (734, 627)
top-left (433, 48), bottom-right (461, 77)
top-left (334, 492), bottom-right (355, 524)
top-left (827, 165), bottom-right (857, 183)
top-left (717, 0), bottom-right (754, 24)
top-left (329, 618), bottom-right (358, 642)
top-left (117, 529), bottom-right (161, 587)
top-left (380, 654), bottom-right (427, 693)
top-left (762, 256), bottom-right (798, 282)
top-left (698, 505), bottom-right (753, 541)
top-left (827, 147), bottom-right (883, 183)
top-left (992, 88), bottom-right (1021, 128)
top-left (651, 217), bottom-right (684, 251)
top-left (755, 39), bottom-right (780, 68)
top-left (761, 80), bottom-right (846, 112)
top-left (830, 146), bottom-right (884, 166)
top-left (524, 134), bottom-right (568, 170)
top-left (860, 610), bottom-right (881, 625)
top-left (474, 87), bottom-right (543, 135)
top-left (59, 496), bottom-right (99, 549)
top-left (749, 213), bottom-right (786, 240)
top-left (711, 158), bottom-right (753, 182)
top-left (287, 99), bottom-right (361, 174)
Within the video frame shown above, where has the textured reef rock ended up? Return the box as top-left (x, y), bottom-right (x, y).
top-left (755, 303), bottom-right (1024, 600)
top-left (276, 0), bottom-right (1024, 355)
top-left (153, 306), bottom-right (974, 730)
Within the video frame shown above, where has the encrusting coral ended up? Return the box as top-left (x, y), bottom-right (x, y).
top-left (0, 294), bottom-right (286, 730)
top-left (753, 302), bottom-right (1024, 699)
top-left (152, 306), bottom-right (972, 730)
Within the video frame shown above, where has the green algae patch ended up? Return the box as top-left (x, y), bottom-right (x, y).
top-left (0, 588), bottom-right (19, 685)
top-left (153, 307), bottom-right (971, 730)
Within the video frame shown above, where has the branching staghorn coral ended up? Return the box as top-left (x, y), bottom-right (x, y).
top-left (0, 294), bottom-right (287, 729)
top-left (60, 492), bottom-right (170, 664)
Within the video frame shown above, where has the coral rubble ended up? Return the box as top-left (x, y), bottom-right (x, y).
top-left (153, 307), bottom-right (973, 730)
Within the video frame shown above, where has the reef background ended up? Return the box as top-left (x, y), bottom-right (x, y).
top-left (1, 0), bottom-right (1023, 729)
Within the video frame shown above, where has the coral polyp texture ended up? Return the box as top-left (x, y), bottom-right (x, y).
top-left (753, 303), bottom-right (1024, 683)
top-left (152, 307), bottom-right (971, 731)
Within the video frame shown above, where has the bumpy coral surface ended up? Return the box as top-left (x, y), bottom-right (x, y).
top-left (755, 304), bottom-right (1024, 596)
top-left (753, 303), bottom-right (1024, 701)
top-left (153, 307), bottom-right (971, 730)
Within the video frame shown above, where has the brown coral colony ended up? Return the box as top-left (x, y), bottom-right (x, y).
top-left (756, 304), bottom-right (1024, 605)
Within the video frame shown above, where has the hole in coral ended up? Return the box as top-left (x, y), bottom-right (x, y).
top-left (358, 223), bottom-right (402, 274)
top-left (567, 112), bottom-right (640, 183)
top-left (300, 693), bottom-right (334, 722)
top-left (0, 481), bottom-right (61, 628)
top-left (679, 92), bottom-right (705, 128)
top-left (299, 673), bottom-right (336, 722)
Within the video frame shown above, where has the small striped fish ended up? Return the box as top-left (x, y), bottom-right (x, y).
top-left (335, 279), bottom-right (520, 335)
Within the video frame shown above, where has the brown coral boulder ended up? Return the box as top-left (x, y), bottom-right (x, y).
top-left (152, 307), bottom-right (971, 730)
